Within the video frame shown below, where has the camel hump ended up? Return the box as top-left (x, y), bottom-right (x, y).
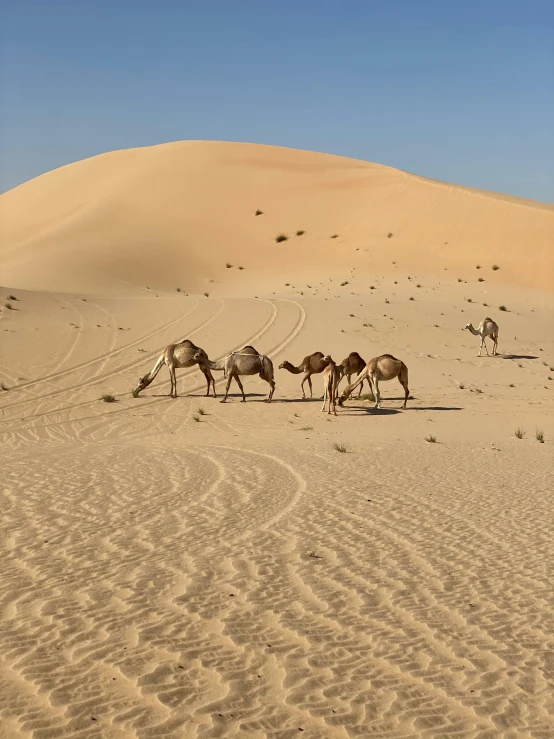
top-left (484, 317), bottom-right (493, 322)
top-left (241, 345), bottom-right (259, 354)
top-left (379, 353), bottom-right (399, 362)
top-left (178, 339), bottom-right (198, 349)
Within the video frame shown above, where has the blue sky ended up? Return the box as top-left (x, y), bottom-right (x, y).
top-left (1, 0), bottom-right (553, 201)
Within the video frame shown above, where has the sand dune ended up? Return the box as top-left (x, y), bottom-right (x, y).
top-left (1, 141), bottom-right (553, 294)
top-left (1, 143), bottom-right (553, 737)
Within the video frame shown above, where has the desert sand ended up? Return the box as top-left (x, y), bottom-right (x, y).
top-left (0, 141), bottom-right (553, 738)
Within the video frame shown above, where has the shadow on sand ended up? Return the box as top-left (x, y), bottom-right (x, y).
top-left (501, 354), bottom-right (538, 360)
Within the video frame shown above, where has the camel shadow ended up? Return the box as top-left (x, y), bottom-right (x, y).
top-left (501, 354), bottom-right (538, 360)
top-left (274, 397), bottom-right (323, 404)
top-left (340, 406), bottom-right (401, 416)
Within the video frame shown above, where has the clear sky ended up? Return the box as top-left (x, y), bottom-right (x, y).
top-left (1, 0), bottom-right (553, 201)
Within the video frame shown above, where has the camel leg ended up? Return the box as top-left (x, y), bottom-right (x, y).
top-left (300, 373), bottom-right (308, 399)
top-left (338, 370), bottom-right (368, 406)
top-left (307, 375), bottom-right (313, 398)
top-left (398, 376), bottom-right (409, 409)
top-left (372, 376), bottom-right (381, 409)
top-left (234, 375), bottom-right (246, 402)
top-left (220, 373), bottom-right (233, 403)
top-left (356, 373), bottom-right (364, 398)
top-left (266, 377), bottom-right (275, 402)
top-left (321, 383), bottom-right (328, 412)
top-left (330, 378), bottom-right (337, 415)
top-left (170, 364), bottom-right (177, 397)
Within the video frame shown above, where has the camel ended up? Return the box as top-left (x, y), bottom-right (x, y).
top-left (338, 354), bottom-right (410, 409)
top-left (464, 317), bottom-right (499, 356)
top-left (194, 345), bottom-right (275, 403)
top-left (279, 352), bottom-right (330, 398)
top-left (321, 356), bottom-right (342, 415)
top-left (133, 339), bottom-right (217, 398)
top-left (338, 352), bottom-right (368, 397)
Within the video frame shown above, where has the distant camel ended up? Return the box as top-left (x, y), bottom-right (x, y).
top-left (464, 317), bottom-right (499, 356)
top-left (279, 352), bottom-right (330, 398)
top-left (321, 356), bottom-right (342, 415)
top-left (338, 354), bottom-right (410, 409)
top-left (338, 352), bottom-right (368, 397)
top-left (195, 346), bottom-right (275, 403)
top-left (133, 339), bottom-right (216, 398)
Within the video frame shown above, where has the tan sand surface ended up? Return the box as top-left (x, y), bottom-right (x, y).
top-left (1, 142), bottom-right (553, 738)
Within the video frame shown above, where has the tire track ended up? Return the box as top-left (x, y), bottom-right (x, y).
top-left (2, 299), bottom-right (304, 442)
top-left (0, 299), bottom-right (222, 420)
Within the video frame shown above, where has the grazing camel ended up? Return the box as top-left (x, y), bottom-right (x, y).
top-left (464, 317), bottom-right (499, 356)
top-left (321, 356), bottom-right (342, 415)
top-left (338, 354), bottom-right (410, 409)
top-left (279, 352), bottom-right (330, 398)
top-left (338, 352), bottom-right (368, 397)
top-left (133, 339), bottom-right (217, 398)
top-left (195, 345), bottom-right (275, 403)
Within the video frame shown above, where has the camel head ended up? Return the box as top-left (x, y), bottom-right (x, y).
top-left (133, 375), bottom-right (151, 396)
top-left (193, 350), bottom-right (206, 364)
top-left (463, 323), bottom-right (473, 331)
top-left (279, 360), bottom-right (291, 370)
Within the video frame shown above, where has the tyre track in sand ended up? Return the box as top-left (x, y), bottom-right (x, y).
top-left (1, 298), bottom-right (304, 443)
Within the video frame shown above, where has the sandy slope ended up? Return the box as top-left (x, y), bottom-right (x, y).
top-left (1, 143), bottom-right (553, 738)
top-left (1, 141), bottom-right (553, 294)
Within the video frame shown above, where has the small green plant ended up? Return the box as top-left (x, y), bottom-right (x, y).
top-left (176, 287), bottom-right (181, 292)
top-left (0, 382), bottom-right (8, 391)
top-left (417, 284), bottom-right (422, 288)
top-left (483, 303), bottom-right (488, 307)
top-left (476, 265), bottom-right (481, 269)
top-left (492, 264), bottom-right (500, 270)
top-left (499, 305), bottom-right (507, 311)
top-left (514, 428), bottom-right (526, 439)
top-left (7, 294), bottom-right (17, 301)
top-left (340, 281), bottom-right (349, 286)
top-left (255, 209), bottom-right (263, 216)
top-left (478, 277), bottom-right (485, 282)
top-left (204, 292), bottom-right (210, 297)
top-left (425, 434), bottom-right (437, 443)
top-left (330, 234), bottom-right (338, 239)
top-left (101, 394), bottom-right (117, 403)
top-left (300, 426), bottom-right (313, 431)
top-left (458, 382), bottom-right (465, 389)
top-left (509, 383), bottom-right (515, 388)
top-left (193, 414), bottom-right (200, 422)
top-left (409, 296), bottom-right (414, 301)
top-left (458, 278), bottom-right (463, 282)
top-left (466, 298), bottom-right (473, 303)
top-left (387, 232), bottom-right (393, 238)
top-left (197, 407), bottom-right (206, 416)
top-left (535, 429), bottom-right (544, 443)
top-left (359, 393), bottom-right (375, 402)
top-left (296, 230), bottom-right (305, 236)
top-left (275, 233), bottom-right (288, 243)
top-left (238, 265), bottom-right (244, 270)
top-left (5, 302), bottom-right (13, 310)
top-left (474, 387), bottom-right (483, 394)
top-left (226, 263), bottom-right (232, 268)
top-left (333, 442), bottom-right (347, 453)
